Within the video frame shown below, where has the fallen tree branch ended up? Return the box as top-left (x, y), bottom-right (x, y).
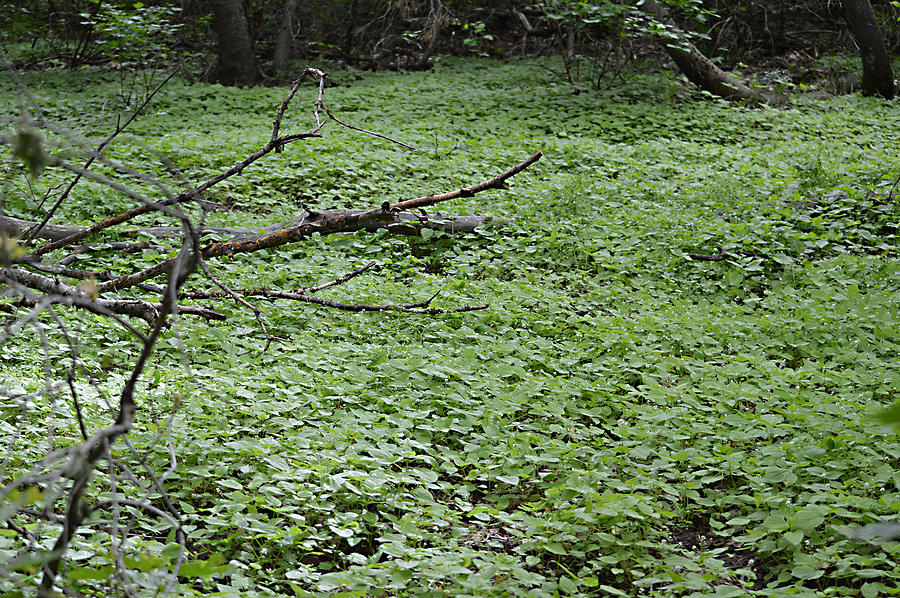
top-left (184, 286), bottom-right (488, 314)
top-left (177, 259), bottom-right (478, 314)
top-left (22, 68), bottom-right (181, 243)
top-left (390, 150), bottom-right (543, 211)
top-left (90, 153), bottom-right (540, 294)
top-left (198, 256), bottom-right (273, 350)
top-left (0, 64), bottom-right (536, 597)
top-left (0, 210), bottom-right (510, 244)
top-left (59, 241), bottom-right (171, 266)
top-left (27, 68), bottom-right (328, 257)
top-left (1, 267), bottom-right (224, 324)
top-left (307, 261), bottom-right (376, 293)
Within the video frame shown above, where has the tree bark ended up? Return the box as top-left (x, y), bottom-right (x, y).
top-left (638, 0), bottom-right (783, 104)
top-left (843, 0), bottom-right (896, 98)
top-left (0, 211), bottom-right (508, 244)
top-left (210, 0), bottom-right (258, 86)
top-left (273, 0), bottom-right (298, 75)
top-left (343, 0), bottom-right (359, 65)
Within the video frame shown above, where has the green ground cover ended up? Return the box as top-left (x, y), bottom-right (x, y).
top-left (2, 57), bottom-right (900, 596)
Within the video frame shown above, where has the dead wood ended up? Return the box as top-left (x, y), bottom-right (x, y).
top-left (0, 65), bottom-right (544, 596)
top-left (178, 261), bottom-right (487, 315)
top-left (96, 149), bottom-right (540, 295)
top-left (2, 67), bottom-right (541, 325)
top-left (637, 0), bottom-right (786, 105)
top-left (0, 210), bottom-right (509, 243)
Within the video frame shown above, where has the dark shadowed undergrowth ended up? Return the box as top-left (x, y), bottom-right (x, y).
top-left (2, 57), bottom-right (899, 597)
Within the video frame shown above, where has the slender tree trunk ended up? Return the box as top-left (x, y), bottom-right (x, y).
top-left (273, 0), bottom-right (298, 75)
top-left (210, 0), bottom-right (258, 86)
top-left (843, 0), bottom-right (895, 98)
top-left (638, 0), bottom-right (782, 104)
top-left (344, 0), bottom-right (359, 64)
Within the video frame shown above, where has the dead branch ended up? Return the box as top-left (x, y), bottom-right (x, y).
top-left (324, 105), bottom-right (418, 150)
top-left (27, 68), bottom-right (328, 257)
top-left (0, 65), bottom-right (539, 593)
top-left (308, 260), bottom-right (376, 292)
top-left (1, 267), bottom-right (224, 324)
top-left (59, 241), bottom-right (171, 266)
top-left (391, 150), bottom-right (543, 211)
top-left (84, 154), bottom-right (538, 295)
top-left (179, 260), bottom-right (487, 314)
top-left (2, 69), bottom-right (540, 332)
top-left (185, 286), bottom-right (488, 314)
top-left (22, 68), bottom-right (181, 243)
top-left (198, 256), bottom-right (273, 350)
top-left (0, 210), bottom-right (509, 244)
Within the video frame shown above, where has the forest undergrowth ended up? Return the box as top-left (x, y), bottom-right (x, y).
top-left (2, 57), bottom-right (900, 597)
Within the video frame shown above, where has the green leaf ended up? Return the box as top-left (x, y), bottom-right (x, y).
top-left (558, 576), bottom-right (578, 594)
top-left (791, 564), bottom-right (824, 580)
top-left (875, 401), bottom-right (900, 427)
top-left (68, 565), bottom-right (115, 581)
top-left (414, 468), bottom-right (439, 484)
top-left (726, 270), bottom-right (744, 286)
top-left (178, 554), bottom-right (230, 579)
top-left (597, 585), bottom-right (629, 596)
top-left (714, 586), bottom-right (748, 598)
top-left (792, 505), bottom-right (827, 532)
top-left (545, 543), bottom-right (567, 555)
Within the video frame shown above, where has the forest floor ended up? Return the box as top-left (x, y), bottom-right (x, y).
top-left (2, 57), bottom-right (900, 597)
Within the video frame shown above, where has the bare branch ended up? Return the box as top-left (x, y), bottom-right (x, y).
top-left (22, 67), bottom-right (182, 243)
top-left (324, 105), bottom-right (418, 150)
top-left (183, 284), bottom-right (488, 314)
top-left (308, 260), bottom-right (377, 293)
top-left (0, 65), bottom-right (529, 596)
top-left (391, 150), bottom-right (543, 211)
top-left (94, 153), bottom-right (540, 294)
top-left (27, 69), bottom-right (330, 257)
top-left (198, 257), bottom-right (272, 350)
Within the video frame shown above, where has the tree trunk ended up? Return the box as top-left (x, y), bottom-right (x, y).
top-left (843, 0), bottom-right (896, 98)
top-left (638, 0), bottom-right (782, 104)
top-left (211, 0), bottom-right (258, 86)
top-left (343, 0), bottom-right (359, 65)
top-left (273, 0), bottom-right (298, 75)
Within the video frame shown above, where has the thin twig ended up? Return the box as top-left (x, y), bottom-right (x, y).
top-left (184, 285), bottom-right (487, 314)
top-left (391, 150), bottom-right (543, 211)
top-left (308, 260), bottom-right (377, 293)
top-left (23, 67), bottom-right (181, 243)
top-left (324, 105), bottom-right (418, 150)
top-left (28, 71), bottom-right (327, 257)
top-left (198, 257), bottom-right (273, 351)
